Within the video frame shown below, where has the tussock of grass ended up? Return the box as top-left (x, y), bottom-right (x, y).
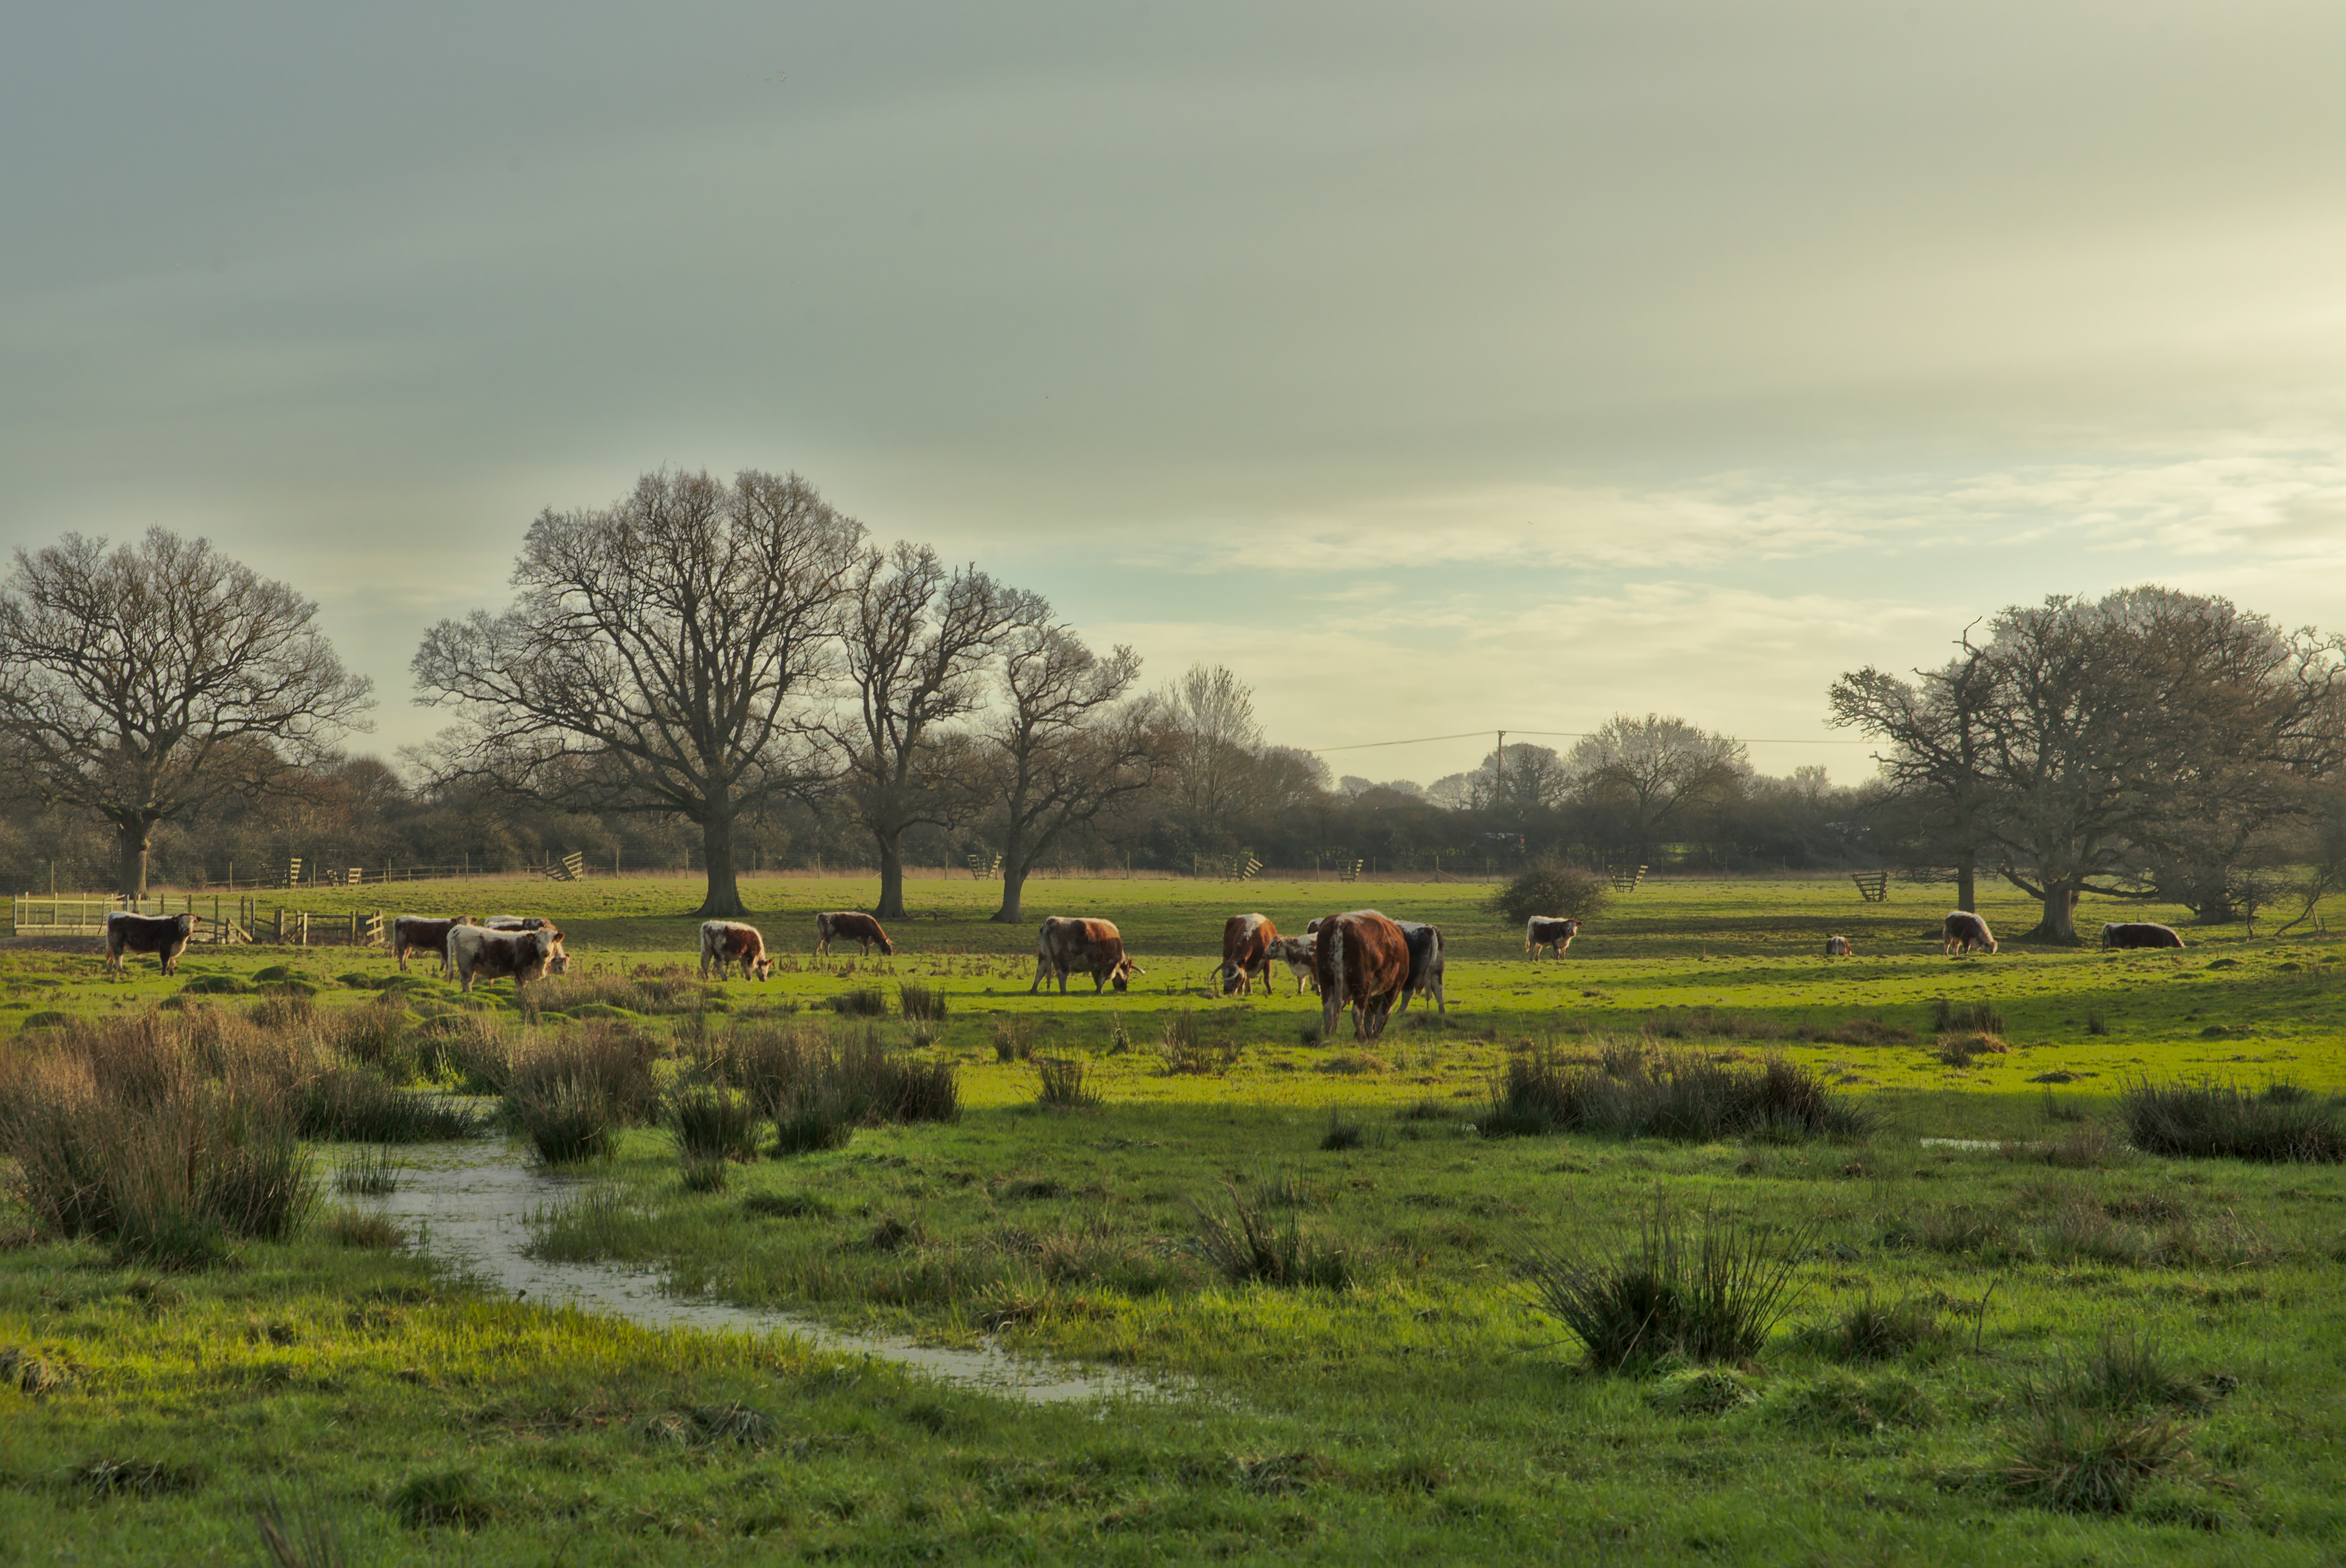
top-left (1157, 1010), bottom-right (1242, 1075)
top-left (1807, 1294), bottom-right (1948, 1362)
top-left (898, 983), bottom-right (948, 1022)
top-left (1320, 1110), bottom-right (1366, 1151)
top-left (993, 1017), bottom-right (1037, 1063)
top-left (1484, 1043), bottom-right (1868, 1143)
top-left (828, 987), bottom-right (889, 1018)
top-left (1999, 1405), bottom-right (2199, 1514)
top-left (1934, 1031), bottom-right (2010, 1067)
top-left (1033, 1057), bottom-right (1102, 1111)
top-left (1935, 998), bottom-right (2006, 1035)
top-left (1779, 1370), bottom-right (1938, 1433)
top-left (333, 1147), bottom-right (399, 1196)
top-left (664, 1084), bottom-right (760, 1162)
top-left (1190, 1186), bottom-right (1353, 1289)
top-left (1521, 1202), bottom-right (1808, 1369)
top-left (2120, 1077), bottom-right (2345, 1163)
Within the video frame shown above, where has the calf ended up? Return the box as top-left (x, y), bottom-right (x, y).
top-left (1394, 920), bottom-right (1447, 1015)
top-left (700, 919), bottom-right (774, 980)
top-left (1942, 911), bottom-right (1997, 956)
top-left (1029, 916), bottom-right (1142, 994)
top-left (104, 911), bottom-right (195, 977)
top-left (1212, 913), bottom-right (1280, 996)
top-left (1824, 935), bottom-right (1853, 958)
top-left (814, 911), bottom-right (894, 956)
top-left (2101, 921), bottom-right (2185, 950)
top-left (1270, 935), bottom-right (1321, 995)
top-left (1526, 916), bottom-right (1582, 961)
top-left (1315, 909), bottom-right (1411, 1041)
top-left (447, 922), bottom-right (569, 993)
top-left (392, 914), bottom-right (470, 974)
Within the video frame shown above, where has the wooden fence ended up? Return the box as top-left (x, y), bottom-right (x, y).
top-left (8, 893), bottom-right (387, 948)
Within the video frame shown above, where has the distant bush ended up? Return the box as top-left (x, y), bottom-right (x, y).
top-left (1485, 860), bottom-right (1611, 928)
top-left (2120, 1076), bottom-right (2344, 1163)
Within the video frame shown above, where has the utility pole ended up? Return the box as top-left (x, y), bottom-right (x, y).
top-left (1494, 730), bottom-right (1505, 805)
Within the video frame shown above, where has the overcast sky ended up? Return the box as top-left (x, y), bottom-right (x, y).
top-left (8, 1), bottom-right (2346, 787)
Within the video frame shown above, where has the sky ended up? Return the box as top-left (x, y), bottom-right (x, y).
top-left (7, 1), bottom-right (2346, 790)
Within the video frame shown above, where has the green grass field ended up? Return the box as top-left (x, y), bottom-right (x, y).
top-left (4, 875), bottom-right (2344, 1562)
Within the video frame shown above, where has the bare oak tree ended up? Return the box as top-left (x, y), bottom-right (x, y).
top-left (980, 615), bottom-right (1154, 923)
top-left (832, 543), bottom-right (1037, 919)
top-left (1156, 664), bottom-right (1266, 853)
top-left (0, 529), bottom-right (374, 896)
top-left (410, 469), bottom-right (862, 919)
top-left (1829, 633), bottom-right (1998, 910)
top-left (1567, 714), bottom-right (1748, 863)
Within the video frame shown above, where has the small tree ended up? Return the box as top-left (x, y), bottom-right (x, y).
top-left (1486, 861), bottom-right (1611, 927)
top-left (0, 530), bottom-right (374, 896)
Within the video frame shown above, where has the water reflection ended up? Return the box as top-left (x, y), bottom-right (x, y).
top-left (361, 1136), bottom-right (1181, 1407)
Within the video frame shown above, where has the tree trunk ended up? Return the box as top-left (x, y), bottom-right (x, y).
top-left (115, 817), bottom-right (154, 899)
top-left (1955, 853), bottom-right (1976, 914)
top-left (2026, 877), bottom-right (2082, 943)
top-left (694, 801), bottom-right (747, 919)
top-left (991, 825), bottom-right (1029, 924)
top-left (874, 831), bottom-right (907, 919)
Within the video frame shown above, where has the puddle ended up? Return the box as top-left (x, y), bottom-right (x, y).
top-left (358, 1136), bottom-right (1181, 1406)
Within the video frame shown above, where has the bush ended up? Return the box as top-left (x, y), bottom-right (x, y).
top-left (1482, 1044), bottom-right (1869, 1143)
top-left (2120, 1076), bottom-right (2344, 1162)
top-left (1033, 1057), bottom-right (1101, 1111)
top-left (1521, 1202), bottom-right (1808, 1370)
top-left (1485, 860), bottom-right (1611, 928)
top-left (898, 983), bottom-right (948, 1022)
top-left (1189, 1186), bottom-right (1353, 1289)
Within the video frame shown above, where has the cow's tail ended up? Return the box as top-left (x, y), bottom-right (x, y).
top-left (1329, 920), bottom-right (1348, 1005)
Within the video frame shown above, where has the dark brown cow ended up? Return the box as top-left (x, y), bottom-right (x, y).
top-left (1315, 909), bottom-right (1411, 1041)
top-left (1942, 911), bottom-right (1997, 956)
top-left (392, 914), bottom-right (470, 974)
top-left (1394, 920), bottom-right (1446, 1015)
top-left (448, 923), bottom-right (568, 993)
top-left (700, 919), bottom-right (774, 980)
top-left (1270, 936), bottom-right (1321, 995)
top-left (814, 911), bottom-right (893, 956)
top-left (1212, 913), bottom-right (1280, 996)
top-left (2101, 921), bottom-right (2185, 950)
top-left (1526, 916), bottom-right (1581, 961)
top-left (105, 911), bottom-right (195, 976)
top-left (1824, 935), bottom-right (1853, 958)
top-left (1029, 917), bottom-right (1142, 994)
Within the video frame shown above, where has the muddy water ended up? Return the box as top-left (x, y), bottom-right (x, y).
top-left (358, 1137), bottom-right (1179, 1406)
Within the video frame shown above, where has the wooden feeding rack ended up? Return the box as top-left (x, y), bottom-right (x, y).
top-left (1850, 872), bottom-right (1890, 903)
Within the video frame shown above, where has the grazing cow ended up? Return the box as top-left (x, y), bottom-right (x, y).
top-left (447, 923), bottom-right (568, 993)
top-left (1942, 911), bottom-right (1997, 956)
top-left (814, 911), bottom-right (894, 956)
top-left (1825, 935), bottom-right (1853, 958)
top-left (1394, 920), bottom-right (1447, 1015)
top-left (2102, 921), bottom-right (2185, 950)
top-left (392, 914), bottom-right (470, 974)
top-left (483, 915), bottom-right (548, 931)
top-left (104, 911), bottom-right (196, 976)
top-left (1315, 909), bottom-right (1411, 1041)
top-left (700, 920), bottom-right (774, 980)
top-left (1029, 917), bottom-right (1142, 994)
top-left (1212, 913), bottom-right (1280, 996)
top-left (1270, 935), bottom-right (1322, 995)
top-left (1526, 916), bottom-right (1582, 961)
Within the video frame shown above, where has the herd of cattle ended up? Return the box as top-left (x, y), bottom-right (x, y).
top-left (94, 898), bottom-right (2192, 1042)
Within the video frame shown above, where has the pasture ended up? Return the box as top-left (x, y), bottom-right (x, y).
top-left (3, 875), bottom-right (2344, 1562)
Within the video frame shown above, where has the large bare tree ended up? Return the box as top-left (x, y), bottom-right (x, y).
top-left (410, 469), bottom-right (862, 919)
top-left (832, 543), bottom-right (1036, 919)
top-left (1829, 632), bottom-right (1998, 911)
top-left (1156, 664), bottom-right (1267, 853)
top-left (1567, 714), bottom-right (1748, 863)
top-left (0, 529), bottom-right (373, 897)
top-left (979, 615), bottom-right (1154, 923)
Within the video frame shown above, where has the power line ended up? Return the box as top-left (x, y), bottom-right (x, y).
top-left (1302, 729), bottom-right (1877, 754)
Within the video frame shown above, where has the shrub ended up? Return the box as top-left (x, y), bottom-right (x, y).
top-left (1482, 1044), bottom-right (1868, 1143)
top-left (1033, 1057), bottom-right (1101, 1111)
top-left (1189, 1186), bottom-right (1352, 1289)
top-left (828, 987), bottom-right (889, 1018)
top-left (664, 1084), bottom-right (760, 1162)
top-left (898, 983), bottom-right (948, 1022)
top-left (1521, 1202), bottom-right (1808, 1370)
top-left (2120, 1076), bottom-right (2344, 1162)
top-left (1485, 860), bottom-right (1611, 928)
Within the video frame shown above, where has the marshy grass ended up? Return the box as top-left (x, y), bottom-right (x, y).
top-left (1806, 1294), bottom-right (1948, 1362)
top-left (1934, 998), bottom-right (2006, 1035)
top-left (2119, 1076), bottom-right (2345, 1162)
top-left (1189, 1186), bottom-right (1353, 1289)
top-left (828, 987), bottom-right (890, 1018)
top-left (1158, 1010), bottom-right (1241, 1075)
top-left (664, 1084), bottom-right (760, 1162)
top-left (333, 1146), bottom-right (399, 1196)
top-left (507, 1023), bottom-right (660, 1164)
top-left (1484, 1042), bottom-right (1868, 1143)
top-left (992, 1017), bottom-right (1037, 1063)
top-left (1319, 1109), bottom-right (1366, 1151)
top-left (1033, 1056), bottom-right (1102, 1111)
top-left (897, 983), bottom-right (948, 1022)
top-left (1520, 1202), bottom-right (1809, 1370)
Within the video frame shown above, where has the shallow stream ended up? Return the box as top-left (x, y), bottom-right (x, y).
top-left (358, 1136), bottom-right (1176, 1406)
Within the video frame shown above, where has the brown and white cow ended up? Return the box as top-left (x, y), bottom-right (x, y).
top-left (1315, 909), bottom-right (1411, 1041)
top-left (700, 920), bottom-right (774, 980)
top-left (447, 922), bottom-right (568, 993)
top-left (814, 911), bottom-right (893, 956)
top-left (392, 914), bottom-right (470, 974)
top-left (1824, 934), bottom-right (1853, 958)
top-left (1394, 920), bottom-right (1447, 1015)
top-left (1526, 916), bottom-right (1582, 961)
top-left (1270, 935), bottom-right (1321, 995)
top-left (2101, 921), bottom-right (2185, 950)
top-left (104, 911), bottom-right (196, 976)
top-left (1029, 916), bottom-right (1142, 994)
top-left (1942, 911), bottom-right (1997, 956)
top-left (1212, 913), bottom-right (1280, 996)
